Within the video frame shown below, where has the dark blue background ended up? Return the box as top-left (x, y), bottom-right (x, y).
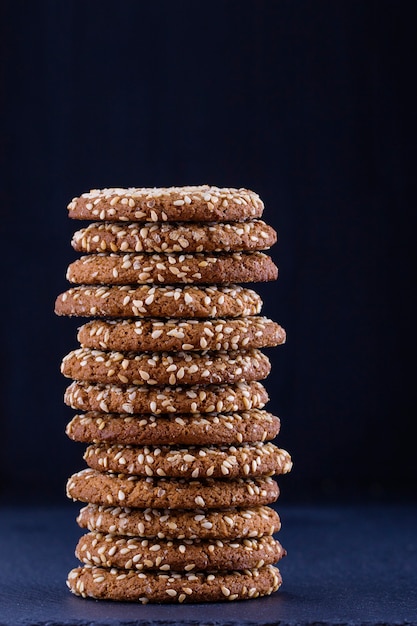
top-left (1, 0), bottom-right (415, 504)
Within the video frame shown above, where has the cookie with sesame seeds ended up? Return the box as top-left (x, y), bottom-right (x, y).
top-left (75, 531), bottom-right (286, 572)
top-left (66, 251), bottom-right (278, 286)
top-left (61, 347), bottom-right (271, 386)
top-left (76, 504), bottom-right (281, 540)
top-left (66, 469), bottom-right (280, 509)
top-left (54, 284), bottom-right (262, 318)
top-left (71, 219), bottom-right (277, 254)
top-left (64, 380), bottom-right (269, 415)
top-left (67, 185), bottom-right (264, 223)
top-left (66, 409), bottom-right (280, 446)
top-left (77, 317), bottom-right (286, 353)
top-left (67, 563), bottom-right (282, 603)
top-left (83, 442), bottom-right (292, 479)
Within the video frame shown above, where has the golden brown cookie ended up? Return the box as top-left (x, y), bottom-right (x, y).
top-left (77, 317), bottom-right (286, 353)
top-left (75, 531), bottom-right (285, 572)
top-left (66, 409), bottom-right (280, 446)
top-left (55, 284), bottom-right (263, 318)
top-left (64, 380), bottom-right (269, 414)
top-left (61, 347), bottom-right (271, 386)
top-left (67, 564), bottom-right (282, 602)
top-left (71, 220), bottom-right (277, 254)
top-left (67, 186), bottom-right (264, 223)
top-left (76, 503), bottom-right (281, 540)
top-left (66, 252), bottom-right (278, 285)
top-left (83, 442), bottom-right (292, 479)
top-left (66, 469), bottom-right (280, 509)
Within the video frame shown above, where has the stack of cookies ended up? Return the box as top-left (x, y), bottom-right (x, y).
top-left (55, 185), bottom-right (292, 604)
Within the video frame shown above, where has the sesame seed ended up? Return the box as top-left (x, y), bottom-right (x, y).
top-left (149, 544), bottom-right (161, 552)
top-left (184, 564), bottom-right (195, 571)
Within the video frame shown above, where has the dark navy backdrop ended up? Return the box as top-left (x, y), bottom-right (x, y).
top-left (1, 0), bottom-right (415, 503)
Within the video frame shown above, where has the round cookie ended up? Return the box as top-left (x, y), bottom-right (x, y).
top-left (77, 504), bottom-right (282, 540)
top-left (71, 220), bottom-right (277, 254)
top-left (67, 564), bottom-right (282, 603)
top-left (66, 252), bottom-right (278, 286)
top-left (83, 442), bottom-right (293, 479)
top-left (75, 532), bottom-right (286, 572)
top-left (66, 469), bottom-right (280, 509)
top-left (55, 284), bottom-right (263, 319)
top-left (61, 347), bottom-right (271, 386)
top-left (64, 380), bottom-right (269, 414)
top-left (77, 317), bottom-right (286, 353)
top-left (66, 409), bottom-right (280, 446)
top-left (67, 186), bottom-right (264, 223)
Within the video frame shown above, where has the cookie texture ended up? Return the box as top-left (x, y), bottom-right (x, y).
top-left (83, 442), bottom-right (292, 479)
top-left (64, 380), bottom-right (269, 414)
top-left (61, 347), bottom-right (271, 386)
top-left (66, 252), bottom-right (278, 285)
top-left (71, 220), bottom-right (277, 254)
top-left (77, 317), bottom-right (286, 353)
top-left (55, 284), bottom-right (263, 318)
top-left (76, 504), bottom-right (282, 540)
top-left (66, 469), bottom-right (280, 509)
top-left (59, 183), bottom-right (290, 605)
top-left (75, 531), bottom-right (285, 572)
top-left (67, 564), bottom-right (282, 603)
top-left (66, 409), bottom-right (280, 446)
top-left (67, 186), bottom-right (264, 223)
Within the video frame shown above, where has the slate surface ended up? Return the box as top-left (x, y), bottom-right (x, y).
top-left (0, 501), bottom-right (416, 625)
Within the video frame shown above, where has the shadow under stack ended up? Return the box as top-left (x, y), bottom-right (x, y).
top-left (55, 185), bottom-right (292, 604)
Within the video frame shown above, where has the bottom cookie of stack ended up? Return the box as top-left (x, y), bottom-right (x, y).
top-left (67, 564), bottom-right (283, 603)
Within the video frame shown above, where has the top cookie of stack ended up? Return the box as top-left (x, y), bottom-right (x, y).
top-left (56, 185), bottom-right (291, 604)
top-left (66, 185), bottom-right (265, 222)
